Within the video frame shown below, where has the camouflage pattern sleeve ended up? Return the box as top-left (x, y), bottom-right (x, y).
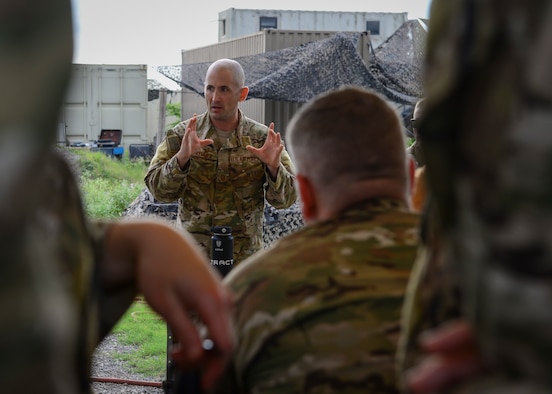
top-left (0, 152), bottom-right (80, 393)
top-left (413, 0), bottom-right (552, 391)
top-left (144, 123), bottom-right (190, 203)
top-left (264, 147), bottom-right (297, 209)
top-left (395, 199), bottom-right (462, 391)
top-left (0, 150), bottom-right (107, 394)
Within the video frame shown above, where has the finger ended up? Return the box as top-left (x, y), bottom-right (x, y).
top-left (170, 343), bottom-right (201, 371)
top-left (419, 320), bottom-right (474, 353)
top-left (163, 296), bottom-right (204, 365)
top-left (171, 270), bottom-right (234, 356)
top-left (268, 123), bottom-right (279, 141)
top-left (199, 344), bottom-right (233, 391)
top-left (194, 286), bottom-right (235, 356)
top-left (184, 124), bottom-right (197, 138)
top-left (246, 145), bottom-right (259, 155)
top-left (171, 338), bottom-right (231, 391)
top-left (407, 351), bottom-right (485, 393)
top-left (406, 355), bottom-right (449, 393)
top-left (407, 353), bottom-right (474, 393)
top-left (172, 286), bottom-right (233, 391)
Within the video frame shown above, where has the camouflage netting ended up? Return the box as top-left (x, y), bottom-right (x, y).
top-left (143, 20), bottom-right (426, 248)
top-left (156, 20), bottom-right (427, 106)
top-left (124, 188), bottom-right (304, 249)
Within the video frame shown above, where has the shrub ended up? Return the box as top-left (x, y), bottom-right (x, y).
top-left (67, 148), bottom-right (146, 219)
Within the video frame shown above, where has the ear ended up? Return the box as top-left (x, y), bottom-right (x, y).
top-left (239, 86), bottom-right (249, 102)
top-left (296, 174), bottom-right (317, 222)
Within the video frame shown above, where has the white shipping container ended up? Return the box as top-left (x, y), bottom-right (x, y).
top-left (60, 64), bottom-right (148, 150)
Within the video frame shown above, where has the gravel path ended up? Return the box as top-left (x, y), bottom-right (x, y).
top-left (91, 335), bottom-right (165, 394)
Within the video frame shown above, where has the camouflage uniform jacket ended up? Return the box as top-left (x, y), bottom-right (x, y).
top-left (399, 0), bottom-right (552, 392)
top-left (144, 110), bottom-right (297, 264)
top-left (212, 198), bottom-right (420, 394)
top-left (0, 149), bottom-right (117, 394)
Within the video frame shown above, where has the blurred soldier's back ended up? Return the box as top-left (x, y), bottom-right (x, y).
top-left (408, 0), bottom-right (552, 391)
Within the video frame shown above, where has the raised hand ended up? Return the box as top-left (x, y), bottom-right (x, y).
top-left (176, 114), bottom-right (214, 169)
top-left (246, 122), bottom-right (283, 179)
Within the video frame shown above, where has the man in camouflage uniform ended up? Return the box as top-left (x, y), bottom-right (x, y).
top-left (210, 86), bottom-right (420, 393)
top-left (0, 0), bottom-right (234, 392)
top-left (400, 0), bottom-right (552, 392)
top-left (145, 59), bottom-right (297, 266)
top-left (406, 98), bottom-right (426, 168)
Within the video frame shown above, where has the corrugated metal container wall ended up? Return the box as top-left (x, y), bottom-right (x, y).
top-left (264, 101), bottom-right (303, 141)
top-left (182, 32), bottom-right (267, 62)
top-left (264, 29), bottom-right (335, 51)
top-left (180, 30), bottom-right (368, 136)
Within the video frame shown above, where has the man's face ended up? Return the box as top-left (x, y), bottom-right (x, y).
top-left (204, 66), bottom-right (245, 124)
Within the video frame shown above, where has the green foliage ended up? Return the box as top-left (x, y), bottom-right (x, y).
top-left (81, 176), bottom-right (143, 218)
top-left (68, 148), bottom-right (146, 219)
top-left (112, 299), bottom-right (167, 379)
top-left (166, 102), bottom-right (181, 128)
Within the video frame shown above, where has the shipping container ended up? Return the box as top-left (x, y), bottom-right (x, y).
top-left (218, 9), bottom-right (406, 49)
top-left (60, 64), bottom-right (148, 151)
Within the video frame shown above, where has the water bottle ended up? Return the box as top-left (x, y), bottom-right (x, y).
top-left (210, 226), bottom-right (234, 277)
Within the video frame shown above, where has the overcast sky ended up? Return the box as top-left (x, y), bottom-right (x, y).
top-left (72, 0), bottom-right (432, 66)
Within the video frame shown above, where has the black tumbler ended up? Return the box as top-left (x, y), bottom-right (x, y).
top-left (165, 227), bottom-right (234, 394)
top-left (210, 226), bottom-right (234, 277)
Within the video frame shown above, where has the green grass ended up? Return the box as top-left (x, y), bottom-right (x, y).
top-left (111, 298), bottom-right (168, 379)
top-left (65, 147), bottom-right (168, 379)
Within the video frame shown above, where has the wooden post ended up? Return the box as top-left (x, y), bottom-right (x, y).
top-left (156, 88), bottom-right (167, 148)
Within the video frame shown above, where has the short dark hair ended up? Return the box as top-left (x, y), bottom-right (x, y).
top-left (287, 86), bottom-right (406, 187)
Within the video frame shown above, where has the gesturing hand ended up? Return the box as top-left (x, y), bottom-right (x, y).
top-left (103, 220), bottom-right (235, 392)
top-left (176, 114), bottom-right (214, 169)
top-left (246, 122), bottom-right (283, 179)
top-left (406, 319), bottom-right (486, 393)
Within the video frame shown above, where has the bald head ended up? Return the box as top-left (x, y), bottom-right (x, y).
top-left (205, 58), bottom-right (246, 88)
top-left (287, 86), bottom-right (408, 214)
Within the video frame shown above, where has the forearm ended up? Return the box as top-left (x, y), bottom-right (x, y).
top-left (97, 219), bottom-right (201, 335)
top-left (96, 221), bottom-right (141, 335)
top-left (265, 164), bottom-right (297, 208)
top-left (144, 156), bottom-right (187, 202)
top-left (98, 218), bottom-right (234, 390)
top-left (267, 164), bottom-right (279, 181)
top-left (98, 218), bottom-right (225, 331)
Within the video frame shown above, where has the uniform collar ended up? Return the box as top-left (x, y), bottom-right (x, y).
top-left (201, 109), bottom-right (250, 149)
